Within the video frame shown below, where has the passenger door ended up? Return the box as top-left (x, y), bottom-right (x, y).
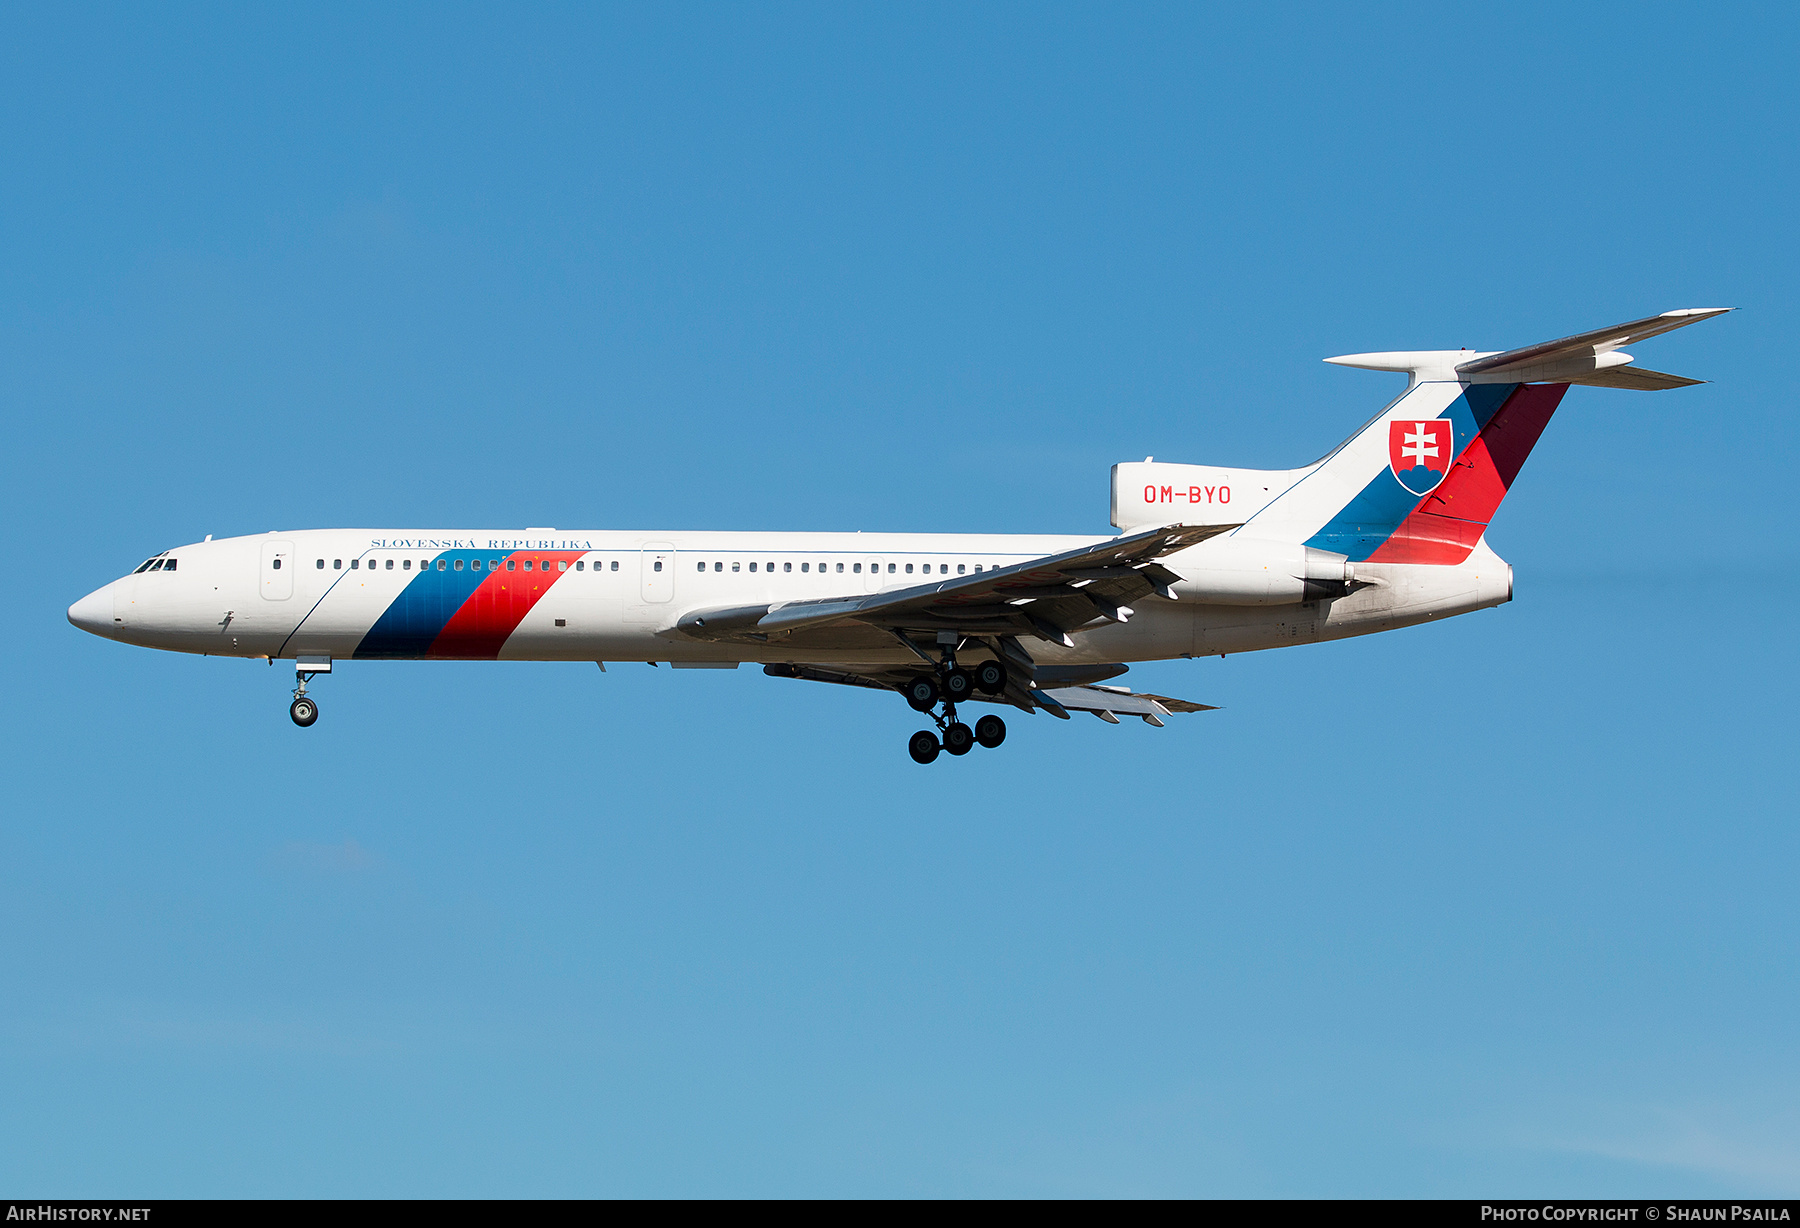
top-left (640, 544), bottom-right (675, 603)
top-left (261, 540), bottom-right (294, 600)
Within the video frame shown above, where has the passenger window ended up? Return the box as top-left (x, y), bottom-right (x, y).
top-left (697, 561), bottom-right (706, 573)
top-left (732, 562), bottom-right (740, 572)
top-left (316, 559), bottom-right (325, 569)
top-left (453, 559), bottom-right (464, 571)
top-left (436, 560), bottom-right (445, 571)
top-left (801, 562), bottom-right (809, 572)
top-left (272, 559), bottom-right (282, 570)
top-left (749, 562), bottom-right (757, 573)
top-left (557, 561), bottom-right (567, 571)
top-left (386, 559), bottom-right (394, 570)
top-left (940, 564), bottom-right (948, 574)
top-left (610, 560), bottom-right (618, 571)
top-left (403, 559), bottom-right (412, 570)
top-left (836, 563), bottom-right (844, 573)
top-left (974, 564), bottom-right (982, 572)
top-left (888, 563), bottom-right (895, 573)
top-left (766, 562), bottom-right (774, 572)
top-left (784, 562), bottom-right (792, 572)
top-left (507, 560), bottom-right (516, 571)
top-left (654, 560), bottom-right (663, 572)
top-left (853, 563), bottom-right (861, 573)
top-left (904, 563), bottom-right (913, 574)
top-left (333, 559), bottom-right (342, 569)
top-left (350, 559), bottom-right (359, 569)
top-left (575, 561), bottom-right (584, 571)
top-left (523, 560), bottom-right (533, 571)
top-left (714, 561), bottom-right (723, 572)
top-left (957, 564), bottom-right (965, 574)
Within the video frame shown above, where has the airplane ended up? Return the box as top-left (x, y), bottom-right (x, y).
top-left (67, 308), bottom-right (1728, 763)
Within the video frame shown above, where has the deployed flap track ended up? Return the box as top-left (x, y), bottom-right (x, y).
top-left (763, 663), bottom-right (1217, 727)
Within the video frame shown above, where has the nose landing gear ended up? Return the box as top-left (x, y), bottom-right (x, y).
top-left (289, 656), bottom-right (330, 727)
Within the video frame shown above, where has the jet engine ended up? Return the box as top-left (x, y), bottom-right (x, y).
top-left (1168, 537), bottom-right (1352, 606)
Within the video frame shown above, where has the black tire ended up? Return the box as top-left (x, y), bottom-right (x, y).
top-left (974, 660), bottom-right (1007, 694)
top-left (904, 675), bottom-right (940, 712)
top-left (943, 722), bottom-right (975, 755)
top-left (974, 714), bottom-right (1006, 748)
top-left (908, 730), bottom-right (941, 764)
top-left (943, 667), bottom-right (974, 703)
top-left (290, 697), bottom-right (318, 727)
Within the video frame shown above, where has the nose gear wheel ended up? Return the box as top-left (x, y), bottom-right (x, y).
top-left (289, 663), bottom-right (326, 728)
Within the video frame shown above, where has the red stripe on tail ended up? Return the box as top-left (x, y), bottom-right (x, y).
top-left (1368, 383), bottom-right (1568, 565)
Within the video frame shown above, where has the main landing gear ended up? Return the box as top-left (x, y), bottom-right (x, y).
top-left (901, 638), bottom-right (1009, 764)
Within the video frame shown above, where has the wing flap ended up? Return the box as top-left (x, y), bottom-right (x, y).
top-left (1034, 684), bottom-right (1218, 724)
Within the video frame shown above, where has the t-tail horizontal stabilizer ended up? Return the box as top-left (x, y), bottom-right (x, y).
top-left (1325, 307), bottom-right (1731, 388)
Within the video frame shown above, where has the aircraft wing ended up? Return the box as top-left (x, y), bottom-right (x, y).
top-left (673, 521), bottom-right (1235, 649)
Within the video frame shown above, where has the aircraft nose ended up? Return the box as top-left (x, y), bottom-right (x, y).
top-left (68, 586), bottom-right (114, 637)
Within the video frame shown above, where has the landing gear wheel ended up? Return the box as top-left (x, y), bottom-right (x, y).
top-left (943, 667), bottom-right (974, 703)
top-left (290, 696), bottom-right (319, 727)
top-left (974, 714), bottom-right (1006, 748)
top-left (943, 722), bottom-right (975, 755)
top-left (974, 660), bottom-right (1008, 694)
top-left (908, 729), bottom-right (941, 764)
top-left (904, 675), bottom-right (940, 712)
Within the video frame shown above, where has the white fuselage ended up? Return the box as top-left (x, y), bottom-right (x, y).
top-left (69, 527), bottom-right (1514, 668)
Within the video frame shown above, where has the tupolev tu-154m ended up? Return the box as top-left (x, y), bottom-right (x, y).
top-left (68, 309), bottom-right (1728, 762)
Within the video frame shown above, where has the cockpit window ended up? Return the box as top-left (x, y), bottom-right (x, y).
top-left (163, 559), bottom-right (177, 571)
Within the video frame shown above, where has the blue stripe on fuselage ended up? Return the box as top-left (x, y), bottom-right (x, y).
top-left (355, 550), bottom-right (493, 659)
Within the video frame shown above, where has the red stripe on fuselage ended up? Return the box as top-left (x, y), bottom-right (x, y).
top-left (427, 551), bottom-right (588, 658)
top-left (1369, 383), bottom-right (1568, 565)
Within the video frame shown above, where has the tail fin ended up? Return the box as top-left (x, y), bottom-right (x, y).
top-left (1241, 308), bottom-right (1730, 563)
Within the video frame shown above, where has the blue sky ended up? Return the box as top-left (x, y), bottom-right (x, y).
top-left (3, 2), bottom-right (1796, 1197)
